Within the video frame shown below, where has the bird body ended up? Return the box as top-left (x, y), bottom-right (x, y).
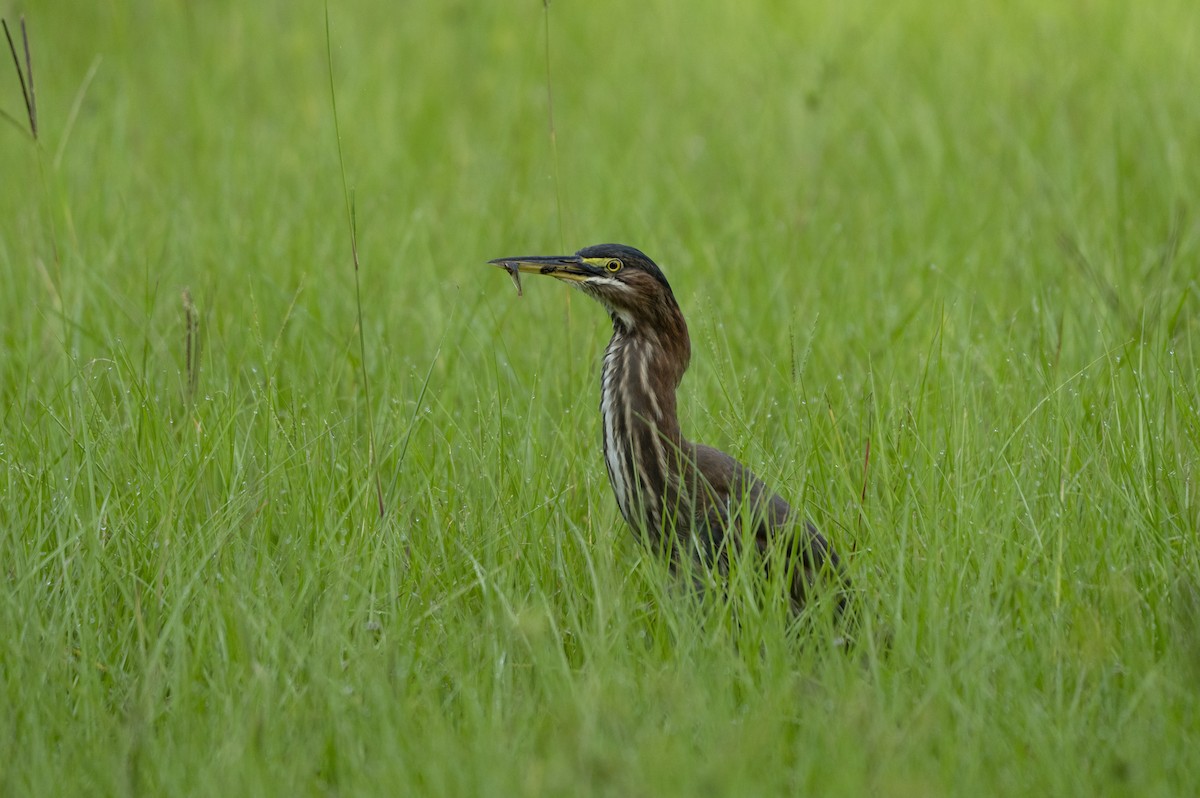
top-left (489, 244), bottom-right (843, 610)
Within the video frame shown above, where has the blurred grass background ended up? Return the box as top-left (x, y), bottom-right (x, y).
top-left (1, 0), bottom-right (1198, 795)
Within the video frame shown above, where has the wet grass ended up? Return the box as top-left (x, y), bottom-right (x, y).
top-left (1, 1), bottom-right (1198, 794)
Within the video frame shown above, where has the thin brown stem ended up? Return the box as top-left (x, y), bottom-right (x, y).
top-left (20, 17), bottom-right (35, 137)
top-left (2, 17), bottom-right (35, 139)
top-left (542, 0), bottom-right (564, 252)
top-left (325, 4), bottom-right (385, 519)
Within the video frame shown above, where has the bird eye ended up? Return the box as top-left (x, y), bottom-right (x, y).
top-left (605, 259), bottom-right (623, 272)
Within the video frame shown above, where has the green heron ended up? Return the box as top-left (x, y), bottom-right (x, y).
top-left (488, 243), bottom-right (846, 613)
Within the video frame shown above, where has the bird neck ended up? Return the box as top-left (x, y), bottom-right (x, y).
top-left (602, 313), bottom-right (690, 439)
top-left (599, 310), bottom-right (691, 533)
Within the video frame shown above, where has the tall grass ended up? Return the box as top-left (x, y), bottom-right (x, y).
top-left (1, 1), bottom-right (1197, 795)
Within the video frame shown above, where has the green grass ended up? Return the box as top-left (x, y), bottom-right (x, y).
top-left (2, 0), bottom-right (1198, 794)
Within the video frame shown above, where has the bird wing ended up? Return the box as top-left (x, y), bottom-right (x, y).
top-left (688, 443), bottom-right (842, 608)
top-left (688, 442), bottom-right (791, 541)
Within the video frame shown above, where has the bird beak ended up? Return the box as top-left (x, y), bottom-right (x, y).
top-left (486, 254), bottom-right (594, 283)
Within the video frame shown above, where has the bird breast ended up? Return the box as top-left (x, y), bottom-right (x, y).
top-left (599, 330), bottom-right (679, 539)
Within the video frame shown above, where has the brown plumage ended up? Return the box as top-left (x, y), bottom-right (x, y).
top-left (488, 243), bottom-right (846, 613)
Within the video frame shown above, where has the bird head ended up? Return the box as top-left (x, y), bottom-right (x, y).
top-left (489, 243), bottom-right (680, 330)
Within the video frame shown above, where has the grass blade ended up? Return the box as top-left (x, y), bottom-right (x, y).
top-left (324, 3), bottom-right (385, 518)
